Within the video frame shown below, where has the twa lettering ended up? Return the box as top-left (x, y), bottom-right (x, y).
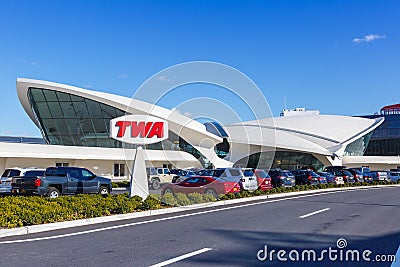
top-left (115, 121), bottom-right (164, 138)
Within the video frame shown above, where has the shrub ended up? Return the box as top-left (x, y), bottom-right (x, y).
top-left (161, 193), bottom-right (177, 207)
top-left (140, 195), bottom-right (162, 210)
top-left (187, 193), bottom-right (204, 204)
top-left (175, 193), bottom-right (191, 206)
top-left (203, 193), bottom-right (217, 203)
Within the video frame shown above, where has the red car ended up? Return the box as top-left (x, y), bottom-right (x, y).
top-left (161, 176), bottom-right (241, 199)
top-left (253, 169), bottom-right (273, 191)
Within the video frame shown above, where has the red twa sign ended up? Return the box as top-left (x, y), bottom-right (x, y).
top-left (110, 115), bottom-right (168, 144)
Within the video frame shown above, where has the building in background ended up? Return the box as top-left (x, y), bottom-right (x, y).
top-left (343, 104), bottom-right (400, 170)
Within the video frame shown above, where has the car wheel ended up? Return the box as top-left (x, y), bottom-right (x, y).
top-left (164, 188), bottom-right (174, 195)
top-left (47, 187), bottom-right (60, 198)
top-left (151, 179), bottom-right (161, 190)
top-left (99, 186), bottom-right (110, 195)
top-left (204, 188), bottom-right (218, 200)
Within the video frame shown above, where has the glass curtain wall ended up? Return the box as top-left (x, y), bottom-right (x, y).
top-left (235, 151), bottom-right (324, 171)
top-left (28, 87), bottom-right (211, 167)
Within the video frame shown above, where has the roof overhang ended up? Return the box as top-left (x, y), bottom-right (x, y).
top-left (16, 78), bottom-right (222, 148)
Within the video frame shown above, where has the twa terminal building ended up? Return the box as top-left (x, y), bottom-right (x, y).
top-left (0, 78), bottom-right (397, 180)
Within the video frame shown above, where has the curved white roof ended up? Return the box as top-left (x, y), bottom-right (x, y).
top-left (225, 114), bottom-right (384, 156)
top-left (16, 78), bottom-right (222, 149)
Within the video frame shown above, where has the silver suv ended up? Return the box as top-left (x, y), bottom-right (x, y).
top-left (213, 168), bottom-right (258, 191)
top-left (0, 168), bottom-right (45, 194)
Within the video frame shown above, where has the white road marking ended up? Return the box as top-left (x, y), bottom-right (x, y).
top-left (0, 188), bottom-right (381, 244)
top-left (149, 248), bottom-right (212, 267)
top-left (299, 208), bottom-right (330, 218)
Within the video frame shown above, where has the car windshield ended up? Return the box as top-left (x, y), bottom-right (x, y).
top-left (309, 171), bottom-right (318, 176)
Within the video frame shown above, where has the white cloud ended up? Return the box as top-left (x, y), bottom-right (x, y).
top-left (21, 60), bottom-right (38, 66)
top-left (157, 75), bottom-right (171, 82)
top-left (352, 34), bottom-right (386, 44)
top-left (117, 74), bottom-right (129, 79)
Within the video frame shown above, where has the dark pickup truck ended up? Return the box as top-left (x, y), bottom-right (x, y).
top-left (12, 166), bottom-right (112, 198)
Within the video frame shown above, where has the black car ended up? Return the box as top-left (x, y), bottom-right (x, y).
top-left (267, 169), bottom-right (296, 187)
top-left (291, 170), bottom-right (321, 185)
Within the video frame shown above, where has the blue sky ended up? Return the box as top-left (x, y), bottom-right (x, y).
top-left (1, 0), bottom-right (399, 137)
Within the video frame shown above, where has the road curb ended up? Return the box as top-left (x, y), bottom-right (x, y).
top-left (1, 184), bottom-right (399, 238)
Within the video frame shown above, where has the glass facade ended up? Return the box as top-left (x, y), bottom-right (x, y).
top-left (361, 114), bottom-right (400, 156)
top-left (235, 151), bottom-right (325, 171)
top-left (343, 132), bottom-right (373, 156)
top-left (28, 87), bottom-right (127, 148)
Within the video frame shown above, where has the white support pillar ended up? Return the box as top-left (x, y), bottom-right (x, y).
top-left (129, 147), bottom-right (149, 199)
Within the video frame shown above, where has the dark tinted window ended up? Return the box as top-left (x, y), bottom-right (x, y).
top-left (229, 170), bottom-right (241, 176)
top-left (213, 170), bottom-right (225, 177)
top-left (56, 168), bottom-right (67, 177)
top-left (45, 167), bottom-right (56, 176)
top-left (243, 170), bottom-right (254, 177)
top-left (1, 169), bottom-right (21, 177)
top-left (24, 170), bottom-right (45, 177)
top-left (185, 177), bottom-right (202, 183)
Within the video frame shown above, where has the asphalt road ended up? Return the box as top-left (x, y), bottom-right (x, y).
top-left (1, 187), bottom-right (399, 267)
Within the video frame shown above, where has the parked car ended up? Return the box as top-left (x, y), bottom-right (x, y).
top-left (389, 171), bottom-right (400, 183)
top-left (326, 169), bottom-right (355, 183)
top-left (0, 168), bottom-right (45, 194)
top-left (12, 166), bottom-right (112, 198)
top-left (171, 169), bottom-right (197, 183)
top-left (213, 168), bottom-right (258, 191)
top-left (291, 170), bottom-right (321, 185)
top-left (156, 168), bottom-right (179, 183)
top-left (317, 172), bottom-right (344, 185)
top-left (345, 168), bottom-right (366, 183)
top-left (253, 169), bottom-right (273, 191)
top-left (350, 167), bottom-right (390, 182)
top-left (267, 169), bottom-right (296, 187)
top-left (146, 167), bottom-right (161, 190)
top-left (324, 166), bottom-right (346, 172)
top-left (161, 176), bottom-right (241, 199)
